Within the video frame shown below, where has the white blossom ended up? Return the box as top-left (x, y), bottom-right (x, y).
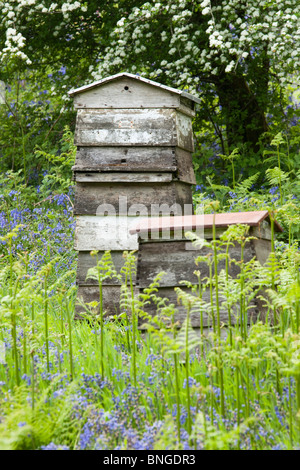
top-left (202, 7), bottom-right (210, 15)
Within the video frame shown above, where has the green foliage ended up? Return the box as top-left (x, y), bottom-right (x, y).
top-left (0, 2), bottom-right (300, 450)
top-left (35, 126), bottom-right (76, 194)
top-left (0, 209), bottom-right (300, 449)
top-left (0, 1), bottom-right (300, 183)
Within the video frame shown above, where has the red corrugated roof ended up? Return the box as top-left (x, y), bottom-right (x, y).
top-left (129, 211), bottom-right (283, 235)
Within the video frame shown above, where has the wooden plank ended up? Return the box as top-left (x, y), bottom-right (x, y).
top-left (176, 112), bottom-right (194, 153)
top-left (75, 285), bottom-right (122, 317)
top-left (253, 238), bottom-right (272, 265)
top-left (74, 172), bottom-right (173, 183)
top-left (175, 148), bottom-right (196, 185)
top-left (72, 76), bottom-right (181, 109)
top-left (179, 96), bottom-right (196, 118)
top-left (74, 108), bottom-right (194, 152)
top-left (137, 227), bottom-right (230, 242)
top-left (74, 216), bottom-right (139, 251)
top-left (76, 250), bottom-right (137, 285)
top-left (139, 287), bottom-right (259, 328)
top-left (69, 73), bottom-right (200, 108)
top-left (73, 147), bottom-right (196, 184)
top-left (252, 221), bottom-right (272, 240)
top-left (136, 240), bottom-right (255, 288)
top-left (75, 285), bottom-right (262, 327)
top-left (73, 147), bottom-right (177, 172)
top-left (75, 284), bottom-right (140, 317)
top-left (74, 108), bottom-right (175, 147)
top-left (73, 182), bottom-right (193, 216)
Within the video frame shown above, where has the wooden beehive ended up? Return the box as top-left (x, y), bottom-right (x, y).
top-left (68, 73), bottom-right (200, 315)
top-left (130, 211), bottom-right (283, 328)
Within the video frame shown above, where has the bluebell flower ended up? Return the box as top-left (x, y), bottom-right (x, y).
top-left (8, 190), bottom-right (19, 197)
top-left (269, 186), bottom-right (279, 195)
top-left (41, 442), bottom-right (69, 450)
top-left (183, 377), bottom-right (197, 388)
top-left (21, 374), bottom-right (31, 386)
top-left (145, 353), bottom-right (158, 365)
top-left (271, 444), bottom-right (282, 450)
top-left (59, 66), bottom-right (66, 75)
top-left (18, 422), bottom-right (27, 427)
top-left (53, 389), bottom-right (65, 399)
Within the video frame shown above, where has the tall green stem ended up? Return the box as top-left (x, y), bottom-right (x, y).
top-left (226, 241), bottom-right (233, 347)
top-left (239, 242), bottom-right (246, 340)
top-left (173, 312), bottom-right (181, 443)
top-left (270, 215), bottom-right (278, 330)
top-left (185, 305), bottom-right (192, 437)
top-left (129, 261), bottom-right (137, 387)
top-left (66, 300), bottom-right (74, 381)
top-left (99, 278), bottom-right (104, 380)
top-left (209, 263), bottom-right (216, 335)
top-left (213, 214), bottom-right (221, 342)
top-left (44, 273), bottom-right (50, 373)
top-left (277, 143), bottom-right (283, 205)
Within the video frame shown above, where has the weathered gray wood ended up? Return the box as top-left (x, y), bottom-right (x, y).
top-left (138, 225), bottom-right (272, 242)
top-left (73, 146), bottom-right (177, 172)
top-left (175, 112), bottom-right (195, 153)
top-left (74, 109), bottom-right (194, 152)
top-left (253, 238), bottom-right (272, 265)
top-left (179, 96), bottom-right (196, 118)
top-left (138, 227), bottom-right (233, 242)
top-left (74, 216), bottom-right (139, 251)
top-left (72, 76), bottom-right (181, 110)
top-left (139, 287), bottom-right (259, 328)
top-left (73, 147), bottom-right (196, 184)
top-left (69, 72), bottom-right (201, 109)
top-left (74, 172), bottom-right (173, 183)
top-left (77, 250), bottom-right (136, 285)
top-left (175, 148), bottom-right (196, 185)
top-left (75, 284), bottom-right (261, 327)
top-left (136, 240), bottom-right (255, 288)
top-left (75, 285), bottom-right (123, 317)
top-left (75, 284), bottom-right (140, 317)
top-left (252, 221), bottom-right (272, 240)
top-left (74, 182), bottom-right (193, 216)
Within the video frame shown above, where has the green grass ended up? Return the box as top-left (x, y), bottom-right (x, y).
top-left (0, 215), bottom-right (299, 450)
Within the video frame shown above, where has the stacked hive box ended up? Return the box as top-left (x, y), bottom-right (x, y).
top-left (68, 72), bottom-right (201, 315)
top-left (130, 211), bottom-right (283, 328)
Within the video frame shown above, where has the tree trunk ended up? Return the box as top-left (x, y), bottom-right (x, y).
top-left (215, 73), bottom-right (269, 152)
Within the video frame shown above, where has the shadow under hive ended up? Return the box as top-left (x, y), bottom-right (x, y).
top-left (68, 72), bottom-right (201, 315)
top-left (130, 211), bottom-right (283, 329)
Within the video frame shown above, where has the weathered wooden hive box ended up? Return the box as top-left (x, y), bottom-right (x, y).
top-left (130, 211), bottom-right (283, 328)
top-left (68, 73), bottom-right (200, 314)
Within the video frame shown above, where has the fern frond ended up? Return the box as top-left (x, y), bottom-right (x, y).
top-left (235, 172), bottom-right (260, 196)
